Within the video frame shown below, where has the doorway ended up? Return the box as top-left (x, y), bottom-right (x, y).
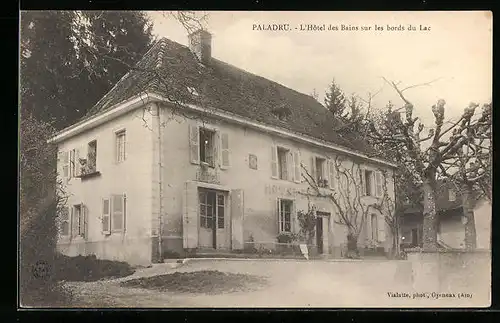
top-left (411, 228), bottom-right (418, 247)
top-left (316, 216), bottom-right (323, 254)
top-left (198, 189), bottom-right (227, 249)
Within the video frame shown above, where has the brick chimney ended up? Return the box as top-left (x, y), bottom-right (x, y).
top-left (188, 29), bottom-right (212, 65)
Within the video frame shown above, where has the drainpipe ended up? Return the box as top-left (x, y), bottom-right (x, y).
top-left (156, 103), bottom-right (164, 262)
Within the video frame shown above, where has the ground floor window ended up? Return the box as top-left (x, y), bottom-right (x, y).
top-left (199, 190), bottom-right (225, 229)
top-left (278, 199), bottom-right (293, 233)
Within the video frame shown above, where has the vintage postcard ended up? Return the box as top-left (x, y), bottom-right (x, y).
top-left (19, 11), bottom-right (492, 308)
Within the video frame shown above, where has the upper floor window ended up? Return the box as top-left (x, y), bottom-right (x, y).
top-left (116, 130), bottom-right (126, 163)
top-left (364, 170), bottom-right (373, 196)
top-left (315, 157), bottom-right (326, 184)
top-left (277, 147), bottom-right (289, 180)
top-left (199, 128), bottom-right (215, 167)
top-left (448, 188), bottom-right (456, 202)
top-left (87, 140), bottom-right (97, 173)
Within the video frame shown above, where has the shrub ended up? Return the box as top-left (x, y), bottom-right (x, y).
top-left (53, 254), bottom-right (135, 282)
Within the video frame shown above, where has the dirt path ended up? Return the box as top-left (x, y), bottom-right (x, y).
top-left (65, 259), bottom-right (488, 308)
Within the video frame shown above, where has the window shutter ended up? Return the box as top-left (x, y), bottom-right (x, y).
top-left (111, 194), bottom-right (124, 231)
top-left (82, 203), bottom-right (88, 239)
top-left (328, 159), bottom-right (336, 189)
top-left (360, 169), bottom-right (366, 196)
top-left (375, 171), bottom-right (383, 197)
top-left (189, 124), bottom-right (200, 164)
top-left (220, 132), bottom-right (230, 169)
top-left (102, 198), bottom-right (111, 234)
top-left (61, 151), bottom-right (69, 181)
top-left (288, 151), bottom-right (294, 181)
top-left (311, 156), bottom-right (317, 182)
top-left (75, 149), bottom-right (81, 177)
top-left (182, 181), bottom-right (199, 248)
top-left (271, 145), bottom-right (278, 179)
top-left (293, 150), bottom-right (301, 183)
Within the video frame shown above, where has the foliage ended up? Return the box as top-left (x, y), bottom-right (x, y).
top-left (301, 157), bottom-right (393, 257)
top-left (20, 10), bottom-right (154, 129)
top-left (53, 254), bottom-right (135, 282)
top-left (324, 78), bottom-right (347, 119)
top-left (296, 208), bottom-right (316, 245)
top-left (368, 78), bottom-right (492, 249)
top-left (276, 232), bottom-right (299, 244)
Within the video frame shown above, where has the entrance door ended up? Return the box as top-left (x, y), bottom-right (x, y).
top-left (411, 228), bottom-right (418, 247)
top-left (316, 216), bottom-right (324, 254)
top-left (198, 189), bottom-right (227, 249)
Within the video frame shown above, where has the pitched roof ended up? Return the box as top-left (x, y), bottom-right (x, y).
top-left (402, 179), bottom-right (484, 214)
top-left (83, 37), bottom-right (377, 156)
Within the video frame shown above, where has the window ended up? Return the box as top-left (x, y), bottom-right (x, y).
top-left (315, 157), bottom-right (326, 183)
top-left (277, 147), bottom-right (289, 180)
top-left (199, 128), bottom-right (215, 167)
top-left (60, 206), bottom-right (70, 236)
top-left (116, 130), bottom-right (126, 163)
top-left (365, 170), bottom-right (373, 196)
top-left (449, 188), bottom-right (456, 201)
top-left (371, 214), bottom-right (378, 241)
top-left (199, 190), bottom-right (225, 229)
top-left (278, 199), bottom-right (293, 233)
top-left (73, 204), bottom-right (86, 238)
top-left (111, 194), bottom-right (126, 232)
top-left (59, 151), bottom-right (69, 180)
top-left (87, 140), bottom-right (97, 172)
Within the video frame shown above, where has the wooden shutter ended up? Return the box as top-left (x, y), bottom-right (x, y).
top-left (311, 156), bottom-right (317, 182)
top-left (293, 150), bottom-right (301, 183)
top-left (82, 203), bottom-right (88, 239)
top-left (220, 132), bottom-right (230, 169)
top-left (60, 151), bottom-right (69, 182)
top-left (75, 149), bottom-right (81, 177)
top-left (189, 124), bottom-right (200, 164)
top-left (230, 189), bottom-right (244, 250)
top-left (287, 151), bottom-right (294, 181)
top-left (375, 171), bottom-right (383, 197)
top-left (183, 181), bottom-right (199, 248)
top-left (328, 159), bottom-right (336, 189)
top-left (360, 169), bottom-right (366, 196)
top-left (111, 194), bottom-right (124, 231)
top-left (271, 145), bottom-right (278, 179)
top-left (102, 198), bottom-right (111, 234)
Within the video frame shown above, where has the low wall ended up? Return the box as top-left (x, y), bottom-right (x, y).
top-left (57, 236), bottom-right (153, 266)
top-left (407, 249), bottom-right (491, 306)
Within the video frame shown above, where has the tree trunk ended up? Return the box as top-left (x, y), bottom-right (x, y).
top-left (346, 231), bottom-right (360, 258)
top-left (422, 174), bottom-right (438, 250)
top-left (462, 183), bottom-right (477, 250)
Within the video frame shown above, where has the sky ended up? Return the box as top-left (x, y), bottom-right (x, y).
top-left (148, 11), bottom-right (492, 127)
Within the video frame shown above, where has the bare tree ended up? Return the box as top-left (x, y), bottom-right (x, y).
top-left (438, 103), bottom-right (492, 250)
top-left (369, 78), bottom-right (492, 250)
top-left (301, 156), bottom-right (393, 258)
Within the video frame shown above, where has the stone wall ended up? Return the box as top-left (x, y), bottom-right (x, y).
top-left (407, 250), bottom-right (491, 306)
